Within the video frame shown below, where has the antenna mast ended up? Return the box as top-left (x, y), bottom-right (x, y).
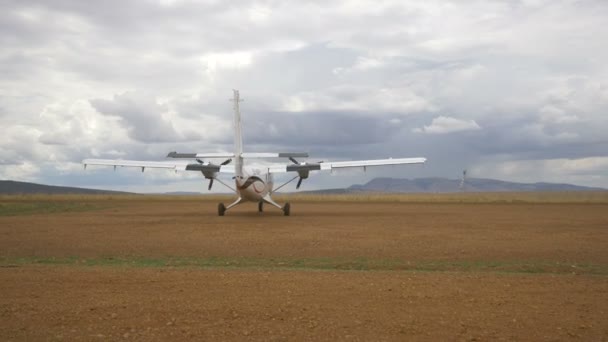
top-left (459, 169), bottom-right (467, 192)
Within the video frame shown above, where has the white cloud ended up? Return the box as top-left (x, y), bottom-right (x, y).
top-left (281, 85), bottom-right (434, 113)
top-left (200, 51), bottom-right (253, 75)
top-left (538, 105), bottom-right (579, 124)
top-left (0, 161), bottom-right (40, 182)
top-left (414, 116), bottom-right (481, 134)
top-left (352, 56), bottom-right (384, 71)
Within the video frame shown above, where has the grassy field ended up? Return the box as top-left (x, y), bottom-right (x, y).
top-left (279, 191), bottom-right (608, 203)
top-left (2, 255), bottom-right (606, 275)
top-left (1, 190), bottom-right (607, 205)
top-left (0, 201), bottom-right (106, 216)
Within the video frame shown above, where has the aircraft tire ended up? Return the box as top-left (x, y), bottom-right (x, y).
top-left (283, 202), bottom-right (290, 216)
top-left (218, 203), bottom-right (226, 216)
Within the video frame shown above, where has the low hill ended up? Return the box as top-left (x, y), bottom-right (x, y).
top-left (347, 177), bottom-right (606, 193)
top-left (0, 180), bottom-right (131, 195)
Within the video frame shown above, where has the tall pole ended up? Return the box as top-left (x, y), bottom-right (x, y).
top-left (459, 169), bottom-right (467, 192)
top-left (232, 89), bottom-right (244, 179)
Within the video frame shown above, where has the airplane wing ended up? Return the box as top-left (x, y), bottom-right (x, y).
top-left (82, 159), bottom-right (235, 173)
top-left (267, 157), bottom-right (426, 173)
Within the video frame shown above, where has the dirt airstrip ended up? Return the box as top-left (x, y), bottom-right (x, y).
top-left (1, 195), bottom-right (607, 341)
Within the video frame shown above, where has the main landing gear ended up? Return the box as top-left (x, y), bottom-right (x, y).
top-left (283, 202), bottom-right (290, 216)
top-left (217, 198), bottom-right (290, 216)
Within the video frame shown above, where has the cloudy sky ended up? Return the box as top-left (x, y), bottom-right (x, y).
top-left (1, 0), bottom-right (607, 192)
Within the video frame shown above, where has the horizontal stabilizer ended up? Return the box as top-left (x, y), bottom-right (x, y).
top-left (241, 152), bottom-right (309, 158)
top-left (167, 152), bottom-right (234, 159)
top-left (167, 152), bottom-right (308, 159)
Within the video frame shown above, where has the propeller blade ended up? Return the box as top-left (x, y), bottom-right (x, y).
top-left (289, 157), bottom-right (299, 165)
top-left (296, 177), bottom-right (303, 189)
top-left (208, 178), bottom-right (214, 190)
top-left (196, 159), bottom-right (204, 164)
top-left (221, 159), bottom-right (232, 166)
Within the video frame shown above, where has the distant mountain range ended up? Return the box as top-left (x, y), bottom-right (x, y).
top-left (345, 177), bottom-right (606, 193)
top-left (0, 178), bottom-right (605, 195)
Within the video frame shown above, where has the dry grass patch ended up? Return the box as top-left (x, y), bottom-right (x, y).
top-left (2, 191), bottom-right (607, 204)
top-left (274, 191), bottom-right (608, 204)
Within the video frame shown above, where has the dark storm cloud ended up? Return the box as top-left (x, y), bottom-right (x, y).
top-left (243, 111), bottom-right (403, 147)
top-left (89, 92), bottom-right (182, 143)
top-left (2, 0), bottom-right (608, 189)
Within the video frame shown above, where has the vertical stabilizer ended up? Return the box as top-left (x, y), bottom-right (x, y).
top-left (232, 89), bottom-right (244, 178)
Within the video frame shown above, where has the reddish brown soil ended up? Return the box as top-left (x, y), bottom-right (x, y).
top-left (2, 267), bottom-right (607, 341)
top-left (1, 199), bottom-right (607, 340)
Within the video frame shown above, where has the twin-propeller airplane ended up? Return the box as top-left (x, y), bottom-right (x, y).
top-left (83, 90), bottom-right (426, 216)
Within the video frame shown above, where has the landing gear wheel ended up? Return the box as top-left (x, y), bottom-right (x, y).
top-left (218, 203), bottom-right (226, 216)
top-left (283, 202), bottom-right (291, 216)
top-left (258, 201), bottom-right (264, 212)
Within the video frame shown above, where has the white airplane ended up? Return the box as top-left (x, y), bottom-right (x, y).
top-left (83, 90), bottom-right (426, 216)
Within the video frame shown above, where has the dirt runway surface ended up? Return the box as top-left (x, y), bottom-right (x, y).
top-left (2, 199), bottom-right (608, 263)
top-left (1, 197), bottom-right (608, 340)
top-left (2, 267), bottom-right (607, 341)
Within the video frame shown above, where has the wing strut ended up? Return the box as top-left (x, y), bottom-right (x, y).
top-left (213, 177), bottom-right (236, 193)
top-left (272, 175), bottom-right (299, 193)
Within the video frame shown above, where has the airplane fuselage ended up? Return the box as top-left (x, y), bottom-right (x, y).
top-left (235, 166), bottom-right (274, 202)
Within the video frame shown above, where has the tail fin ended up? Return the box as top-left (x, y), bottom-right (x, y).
top-left (232, 89), bottom-right (244, 177)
